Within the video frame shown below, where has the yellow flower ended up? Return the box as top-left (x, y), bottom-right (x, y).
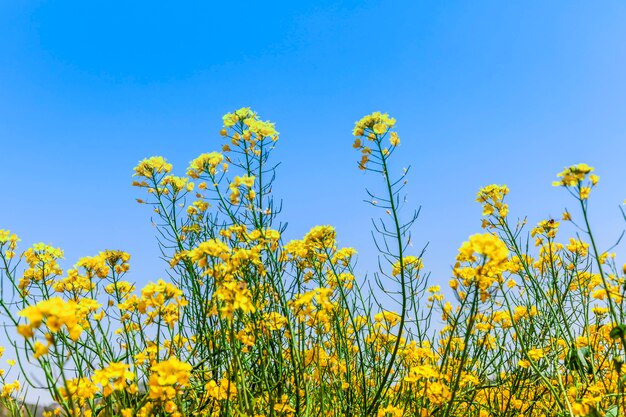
top-left (215, 279), bottom-right (256, 320)
top-left (592, 305), bottom-right (608, 316)
top-left (1, 380), bottom-right (19, 398)
top-left (373, 123), bottom-right (387, 134)
top-left (527, 348), bottom-right (544, 361)
top-left (391, 256), bottom-right (423, 276)
top-left (228, 175), bottom-right (256, 204)
top-left (17, 324), bottom-right (34, 338)
top-left (20, 244), bottom-right (65, 290)
top-left (303, 225), bottom-right (336, 250)
top-left (353, 112), bottom-right (396, 137)
top-left (0, 230), bottom-right (20, 254)
top-left (187, 152), bottom-right (225, 178)
top-left (18, 297), bottom-right (95, 342)
top-left (133, 156), bottom-right (172, 178)
top-left (476, 184), bottom-right (509, 220)
top-left (33, 341), bottom-right (49, 359)
top-left (188, 239), bottom-right (231, 267)
top-left (222, 108), bottom-right (278, 140)
top-left (592, 289), bottom-right (606, 300)
top-left (246, 118), bottom-right (278, 140)
top-left (389, 132), bottom-right (400, 146)
top-left (571, 402), bottom-right (589, 416)
top-left (223, 110), bottom-right (242, 127)
top-left (53, 268), bottom-right (95, 294)
top-left (331, 247), bottom-right (357, 267)
top-left (579, 186), bottom-right (591, 200)
top-left (135, 280), bottom-right (188, 327)
top-left (76, 253), bottom-right (112, 278)
top-left (93, 363), bottom-right (135, 396)
top-left (531, 219), bottom-right (560, 239)
top-left (272, 395), bottom-right (294, 414)
top-left (161, 175), bottom-right (194, 194)
top-left (263, 312), bottom-right (288, 331)
top-left (426, 381), bottom-right (451, 405)
top-left (566, 238), bottom-right (589, 257)
top-left (205, 378), bottom-right (237, 401)
top-left (552, 163), bottom-right (594, 187)
top-left (148, 357), bottom-right (192, 401)
top-left (58, 377), bottom-right (98, 404)
top-left (453, 233), bottom-right (509, 301)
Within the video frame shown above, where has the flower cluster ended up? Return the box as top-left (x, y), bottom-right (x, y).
top-left (148, 356), bottom-right (192, 413)
top-left (0, 229), bottom-right (19, 259)
top-left (133, 156), bottom-right (173, 179)
top-left (553, 163), bottom-right (599, 200)
top-left (352, 111), bottom-right (398, 169)
top-left (0, 109), bottom-right (624, 417)
top-left (477, 184), bottom-right (509, 228)
top-left (452, 233), bottom-right (509, 301)
top-left (18, 297), bottom-right (98, 341)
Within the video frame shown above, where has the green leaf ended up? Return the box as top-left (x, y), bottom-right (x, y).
top-left (604, 405), bottom-right (618, 417)
top-left (610, 324), bottom-right (626, 340)
top-left (566, 345), bottom-right (591, 373)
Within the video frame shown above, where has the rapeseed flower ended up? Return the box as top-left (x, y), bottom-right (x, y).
top-left (148, 357), bottom-right (191, 401)
top-left (553, 163), bottom-right (594, 187)
top-left (133, 156), bottom-right (172, 178)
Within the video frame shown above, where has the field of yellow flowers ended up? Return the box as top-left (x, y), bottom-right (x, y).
top-left (0, 108), bottom-right (625, 417)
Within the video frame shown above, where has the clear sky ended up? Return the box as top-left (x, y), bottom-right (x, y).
top-left (1, 0), bottom-right (625, 376)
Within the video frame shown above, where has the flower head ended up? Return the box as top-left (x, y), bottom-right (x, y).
top-left (133, 156), bottom-right (172, 179)
top-left (552, 163), bottom-right (595, 187)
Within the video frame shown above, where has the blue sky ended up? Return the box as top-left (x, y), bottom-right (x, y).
top-left (2, 0), bottom-right (626, 293)
top-left (1, 0), bottom-right (625, 349)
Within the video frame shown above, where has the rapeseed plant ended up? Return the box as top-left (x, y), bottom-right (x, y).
top-left (0, 108), bottom-right (623, 417)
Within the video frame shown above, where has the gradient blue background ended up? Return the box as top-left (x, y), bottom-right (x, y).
top-left (1, 0), bottom-right (626, 401)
